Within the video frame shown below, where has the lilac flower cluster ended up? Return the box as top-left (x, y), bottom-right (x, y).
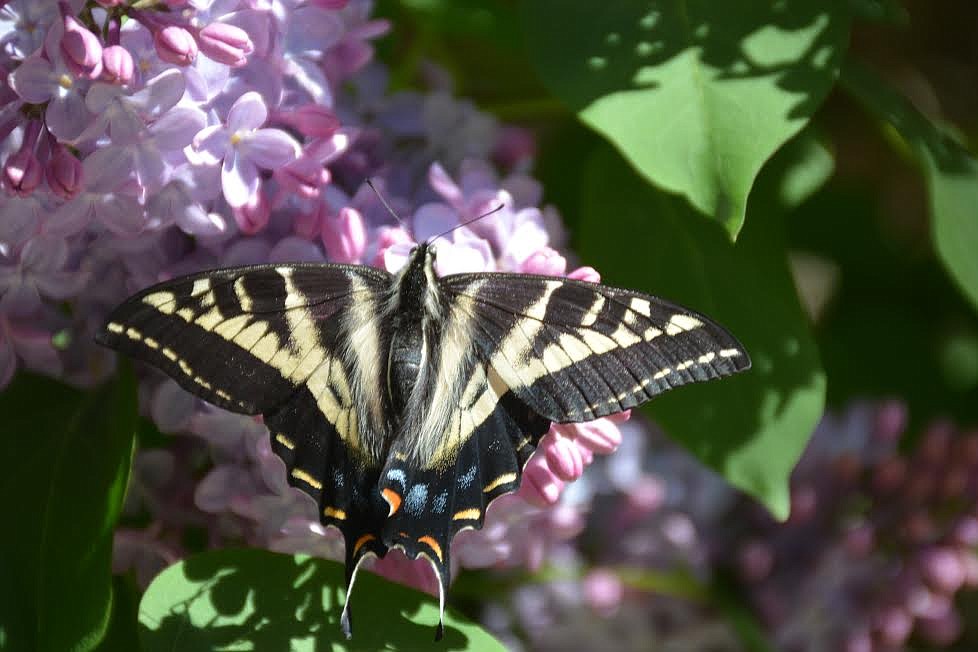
top-left (1, 0), bottom-right (629, 593)
top-left (492, 404), bottom-right (978, 652)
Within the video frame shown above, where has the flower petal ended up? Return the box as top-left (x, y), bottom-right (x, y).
top-left (46, 92), bottom-right (91, 142)
top-left (150, 107), bottom-right (207, 150)
top-left (192, 124), bottom-right (231, 166)
top-left (8, 56), bottom-right (56, 104)
top-left (129, 68), bottom-right (185, 119)
top-left (241, 129), bottom-right (300, 168)
top-left (222, 151), bottom-right (259, 208)
top-left (411, 202), bottom-right (458, 243)
top-left (227, 91), bottom-right (267, 132)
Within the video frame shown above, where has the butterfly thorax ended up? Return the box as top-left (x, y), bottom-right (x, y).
top-left (384, 244), bottom-right (444, 421)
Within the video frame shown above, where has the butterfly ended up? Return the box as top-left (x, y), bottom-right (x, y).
top-left (96, 239), bottom-right (750, 639)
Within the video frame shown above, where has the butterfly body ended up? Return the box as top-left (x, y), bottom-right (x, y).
top-left (96, 241), bottom-right (750, 640)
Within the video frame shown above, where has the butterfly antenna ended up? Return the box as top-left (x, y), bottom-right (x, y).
top-left (427, 203), bottom-right (505, 245)
top-left (365, 178), bottom-right (407, 230)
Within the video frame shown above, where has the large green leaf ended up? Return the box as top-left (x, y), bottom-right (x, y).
top-left (578, 145), bottom-right (825, 518)
top-left (522, 0), bottom-right (850, 237)
top-left (0, 371), bottom-right (137, 652)
top-left (139, 548), bottom-right (505, 652)
top-left (840, 61), bottom-right (978, 313)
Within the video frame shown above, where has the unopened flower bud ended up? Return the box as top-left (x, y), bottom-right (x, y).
top-left (45, 147), bottom-right (84, 200)
top-left (582, 569), bottom-right (624, 616)
top-left (275, 157), bottom-right (327, 199)
top-left (282, 105), bottom-right (341, 138)
top-left (293, 203), bottom-right (325, 240)
top-left (101, 45), bottom-right (134, 85)
top-left (62, 15), bottom-right (103, 79)
top-left (3, 148), bottom-right (42, 197)
top-left (322, 207), bottom-right (367, 263)
top-left (567, 266), bottom-right (601, 283)
top-left (233, 188), bottom-right (270, 234)
top-left (154, 26), bottom-right (197, 66)
top-left (518, 451), bottom-right (564, 507)
top-left (520, 246), bottom-right (567, 276)
top-left (542, 432), bottom-right (584, 482)
top-left (197, 23), bottom-right (253, 67)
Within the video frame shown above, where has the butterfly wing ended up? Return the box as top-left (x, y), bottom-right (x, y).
top-left (96, 263), bottom-right (395, 632)
top-left (440, 272), bottom-right (751, 423)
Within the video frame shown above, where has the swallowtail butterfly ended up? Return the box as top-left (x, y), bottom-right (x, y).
top-left (96, 240), bottom-right (749, 639)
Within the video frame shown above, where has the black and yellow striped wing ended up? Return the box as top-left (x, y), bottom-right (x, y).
top-left (95, 263), bottom-right (395, 571)
top-left (441, 272), bottom-right (750, 423)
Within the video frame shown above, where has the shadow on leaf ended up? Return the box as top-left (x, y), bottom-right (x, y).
top-left (139, 548), bottom-right (500, 652)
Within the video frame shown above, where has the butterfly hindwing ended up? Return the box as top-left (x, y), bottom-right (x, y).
top-left (377, 362), bottom-right (550, 638)
top-left (441, 273), bottom-right (751, 423)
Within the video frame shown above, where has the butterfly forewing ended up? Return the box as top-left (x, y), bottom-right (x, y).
top-left (440, 272), bottom-right (750, 423)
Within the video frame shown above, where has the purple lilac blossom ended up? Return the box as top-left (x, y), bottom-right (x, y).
top-left (0, 0), bottom-right (630, 603)
top-left (487, 403), bottom-right (978, 652)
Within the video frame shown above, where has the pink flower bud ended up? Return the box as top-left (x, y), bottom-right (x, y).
top-left (233, 189), bottom-right (270, 234)
top-left (45, 147), bottom-right (84, 200)
top-left (154, 26), bottom-right (197, 66)
top-left (873, 399), bottom-right (907, 442)
top-left (872, 605), bottom-right (913, 646)
top-left (919, 546), bottom-right (966, 594)
top-left (62, 15), bottom-right (103, 79)
top-left (293, 203), bottom-right (325, 240)
top-left (561, 416), bottom-right (623, 456)
top-left (3, 148), bottom-right (42, 197)
top-left (520, 246), bottom-right (567, 276)
top-left (567, 266), bottom-right (601, 283)
top-left (101, 45), bottom-right (134, 85)
top-left (542, 432), bottom-right (584, 482)
top-left (322, 207), bottom-right (367, 263)
top-left (625, 474), bottom-right (665, 514)
top-left (275, 156), bottom-right (328, 199)
top-left (518, 453), bottom-right (564, 507)
top-left (582, 569), bottom-right (624, 616)
top-left (197, 22), bottom-right (253, 67)
top-left (372, 226), bottom-right (412, 268)
top-left (281, 105), bottom-right (341, 138)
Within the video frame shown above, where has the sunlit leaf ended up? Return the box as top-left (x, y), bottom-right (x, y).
top-left (139, 548), bottom-right (505, 652)
top-left (523, 0), bottom-right (850, 237)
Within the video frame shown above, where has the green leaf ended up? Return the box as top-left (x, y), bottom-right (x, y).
top-left (578, 145), bottom-right (825, 519)
top-left (522, 0), bottom-right (850, 237)
top-left (840, 60), bottom-right (978, 313)
top-left (138, 548), bottom-right (505, 652)
top-left (0, 371), bottom-right (137, 652)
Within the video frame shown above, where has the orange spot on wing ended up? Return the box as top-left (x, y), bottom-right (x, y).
top-left (381, 488), bottom-right (402, 516)
top-left (417, 535), bottom-right (443, 563)
top-left (353, 534), bottom-right (376, 556)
